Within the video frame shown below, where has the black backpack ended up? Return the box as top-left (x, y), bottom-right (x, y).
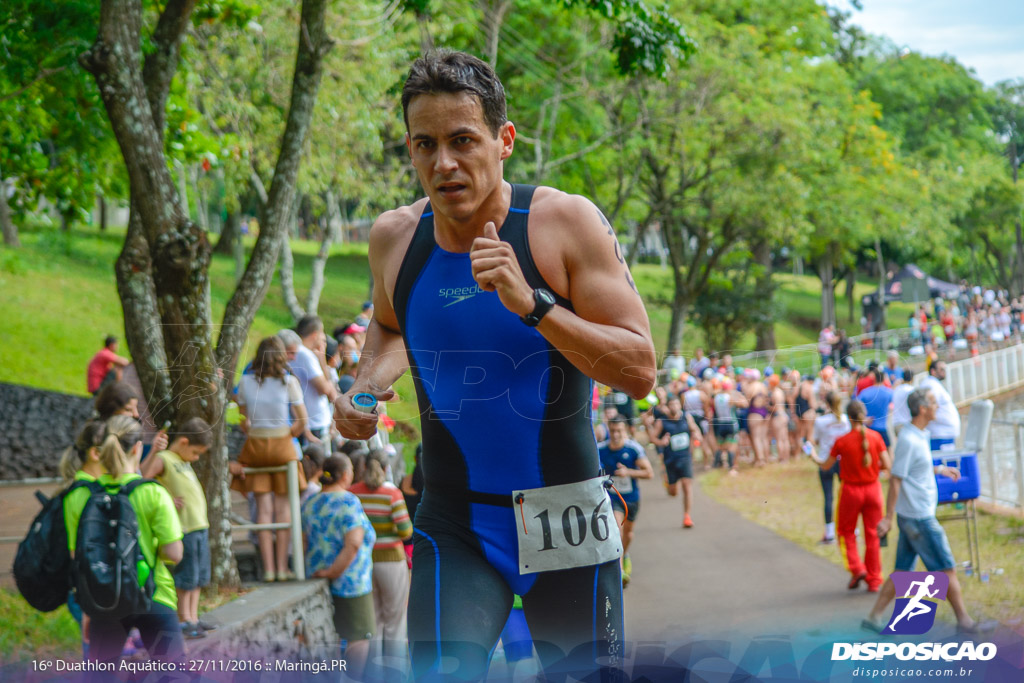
top-left (13, 482), bottom-right (89, 612)
top-left (72, 479), bottom-right (157, 620)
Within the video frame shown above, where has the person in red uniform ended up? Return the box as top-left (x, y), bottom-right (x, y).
top-left (818, 399), bottom-right (892, 592)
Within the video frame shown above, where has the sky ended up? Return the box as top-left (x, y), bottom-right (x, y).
top-left (851, 0), bottom-right (1024, 85)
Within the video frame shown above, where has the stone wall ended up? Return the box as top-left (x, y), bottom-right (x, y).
top-left (0, 382), bottom-right (246, 480)
top-left (0, 383), bottom-right (93, 479)
top-left (189, 581), bottom-right (344, 673)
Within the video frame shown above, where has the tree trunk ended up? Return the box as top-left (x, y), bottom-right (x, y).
top-left (279, 197), bottom-right (305, 323)
top-left (214, 210), bottom-right (239, 255)
top-left (60, 213), bottom-right (70, 232)
top-left (753, 239), bottom-right (776, 351)
top-left (83, 0), bottom-right (332, 590)
top-left (0, 176), bottom-right (20, 247)
top-left (845, 266), bottom-right (856, 326)
top-left (818, 256), bottom-right (836, 329)
top-left (115, 209), bottom-right (174, 425)
top-left (325, 189), bottom-right (343, 243)
top-left (667, 292), bottom-right (687, 356)
top-left (98, 194), bottom-right (108, 231)
top-left (480, 0), bottom-right (512, 69)
top-left (192, 165), bottom-right (208, 232)
top-left (626, 219), bottom-right (649, 269)
top-left (874, 237), bottom-right (886, 330)
top-left (305, 224), bottom-right (333, 315)
top-left (415, 11), bottom-right (434, 53)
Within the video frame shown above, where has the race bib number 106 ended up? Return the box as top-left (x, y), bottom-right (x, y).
top-left (514, 476), bottom-right (623, 575)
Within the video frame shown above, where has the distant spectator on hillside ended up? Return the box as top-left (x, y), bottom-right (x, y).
top-left (688, 347), bottom-right (710, 377)
top-left (662, 349), bottom-right (685, 379)
top-left (354, 302), bottom-right (374, 328)
top-left (87, 335), bottom-right (130, 395)
top-left (818, 325), bottom-right (836, 369)
top-left (882, 351), bottom-right (901, 384)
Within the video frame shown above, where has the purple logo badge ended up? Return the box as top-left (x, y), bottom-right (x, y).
top-left (885, 571), bottom-right (949, 635)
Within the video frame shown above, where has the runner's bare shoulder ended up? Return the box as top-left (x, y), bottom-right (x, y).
top-left (370, 199), bottom-right (429, 271)
top-left (526, 187), bottom-right (616, 296)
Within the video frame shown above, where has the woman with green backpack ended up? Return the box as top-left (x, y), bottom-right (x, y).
top-left (63, 414), bottom-right (185, 667)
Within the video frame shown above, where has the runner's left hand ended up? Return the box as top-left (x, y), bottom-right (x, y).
top-left (470, 221), bottom-right (533, 317)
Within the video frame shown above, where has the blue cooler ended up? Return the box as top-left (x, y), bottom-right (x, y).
top-left (932, 451), bottom-right (981, 503)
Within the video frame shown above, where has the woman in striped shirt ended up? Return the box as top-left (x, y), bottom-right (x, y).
top-left (349, 449), bottom-right (414, 659)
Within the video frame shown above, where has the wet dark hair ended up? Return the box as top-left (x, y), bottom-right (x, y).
top-left (104, 335), bottom-right (117, 348)
top-left (94, 381), bottom-right (139, 420)
top-left (401, 49), bottom-right (507, 137)
top-left (169, 416), bottom-right (213, 448)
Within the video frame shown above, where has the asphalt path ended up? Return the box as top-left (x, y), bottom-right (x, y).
top-left (623, 472), bottom-right (878, 643)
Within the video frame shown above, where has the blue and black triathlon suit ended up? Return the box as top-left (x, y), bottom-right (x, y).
top-left (659, 415), bottom-right (693, 483)
top-left (598, 438), bottom-right (645, 522)
top-left (392, 185), bottom-right (623, 680)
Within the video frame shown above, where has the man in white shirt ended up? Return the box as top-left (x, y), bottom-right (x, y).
top-left (289, 315), bottom-right (338, 447)
top-left (917, 361), bottom-right (960, 450)
top-left (889, 369), bottom-right (916, 439)
top-left (863, 388), bottom-right (989, 635)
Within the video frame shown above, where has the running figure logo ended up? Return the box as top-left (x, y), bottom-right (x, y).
top-left (885, 572), bottom-right (950, 635)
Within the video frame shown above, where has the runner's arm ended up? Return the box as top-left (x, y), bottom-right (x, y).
top-left (470, 194), bottom-right (655, 398)
top-left (632, 456), bottom-right (654, 480)
top-left (335, 213), bottom-right (410, 439)
top-left (878, 475), bottom-right (902, 537)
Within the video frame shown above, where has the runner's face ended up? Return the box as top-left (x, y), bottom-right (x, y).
top-left (608, 422), bottom-right (627, 448)
top-left (406, 92), bottom-right (514, 223)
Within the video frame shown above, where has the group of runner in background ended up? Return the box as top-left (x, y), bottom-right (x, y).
top-left (590, 287), bottom-right (1019, 587)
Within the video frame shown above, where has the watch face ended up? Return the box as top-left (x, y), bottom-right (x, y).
top-left (538, 289), bottom-right (556, 305)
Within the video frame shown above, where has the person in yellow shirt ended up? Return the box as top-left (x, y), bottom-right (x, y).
top-left (63, 415), bottom-right (184, 666)
top-left (141, 417), bottom-right (212, 640)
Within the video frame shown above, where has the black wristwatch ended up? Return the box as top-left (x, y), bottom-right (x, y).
top-left (521, 288), bottom-right (556, 327)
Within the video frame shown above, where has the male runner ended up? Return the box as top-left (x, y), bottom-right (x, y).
top-left (651, 394), bottom-right (702, 527)
top-left (599, 415), bottom-right (653, 585)
top-left (335, 50), bottom-right (656, 680)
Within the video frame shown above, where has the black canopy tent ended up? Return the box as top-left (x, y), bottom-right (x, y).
top-left (883, 264), bottom-right (960, 303)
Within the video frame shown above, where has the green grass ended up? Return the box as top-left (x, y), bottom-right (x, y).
top-left (1, 226), bottom-right (912, 446)
top-left (701, 459), bottom-right (1024, 629)
top-left (631, 265), bottom-right (918, 359)
top-left (0, 589), bottom-right (81, 663)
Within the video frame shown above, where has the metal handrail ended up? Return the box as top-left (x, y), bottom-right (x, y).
top-left (231, 461), bottom-right (305, 580)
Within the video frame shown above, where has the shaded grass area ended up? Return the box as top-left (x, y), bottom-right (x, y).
top-left (0, 225), bottom-right (420, 444)
top-left (0, 586), bottom-right (249, 665)
top-left (701, 459), bottom-right (1024, 629)
top-left (0, 588), bottom-right (80, 663)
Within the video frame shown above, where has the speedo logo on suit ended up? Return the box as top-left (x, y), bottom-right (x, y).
top-left (832, 572), bottom-right (997, 662)
top-left (439, 285), bottom-right (485, 307)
